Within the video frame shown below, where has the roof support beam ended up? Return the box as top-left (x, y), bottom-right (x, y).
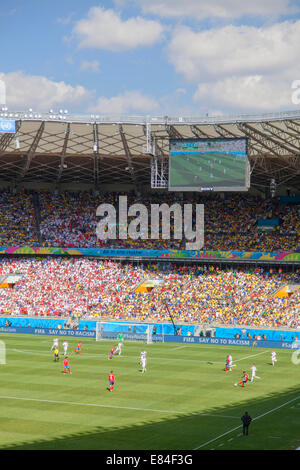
top-left (242, 122), bottom-right (298, 162)
top-left (238, 122), bottom-right (284, 159)
top-left (119, 124), bottom-right (138, 190)
top-left (56, 122), bottom-right (70, 187)
top-left (93, 123), bottom-right (100, 188)
top-left (213, 124), bottom-right (237, 138)
top-left (165, 125), bottom-right (183, 139)
top-left (190, 125), bottom-right (212, 139)
top-left (16, 121), bottom-right (45, 185)
top-left (261, 122), bottom-right (300, 157)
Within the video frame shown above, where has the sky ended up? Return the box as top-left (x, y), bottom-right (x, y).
top-left (1, 0), bottom-right (300, 117)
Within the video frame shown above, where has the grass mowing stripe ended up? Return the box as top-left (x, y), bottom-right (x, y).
top-left (0, 395), bottom-right (195, 415)
top-left (0, 395), bottom-right (242, 426)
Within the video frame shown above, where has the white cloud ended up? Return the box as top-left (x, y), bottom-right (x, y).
top-left (80, 60), bottom-right (100, 73)
top-left (88, 90), bottom-right (159, 114)
top-left (72, 6), bottom-right (164, 51)
top-left (131, 0), bottom-right (297, 20)
top-left (193, 75), bottom-right (295, 112)
top-left (166, 20), bottom-right (300, 112)
top-left (168, 21), bottom-right (300, 82)
top-left (0, 71), bottom-right (92, 111)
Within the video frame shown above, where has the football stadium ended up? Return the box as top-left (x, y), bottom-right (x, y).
top-left (1, 2), bottom-right (300, 455)
top-left (0, 109), bottom-right (299, 452)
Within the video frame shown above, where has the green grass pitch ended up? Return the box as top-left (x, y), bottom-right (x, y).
top-left (170, 152), bottom-right (246, 187)
top-left (0, 333), bottom-right (299, 450)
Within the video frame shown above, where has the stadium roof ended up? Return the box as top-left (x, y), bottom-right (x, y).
top-left (0, 109), bottom-right (300, 191)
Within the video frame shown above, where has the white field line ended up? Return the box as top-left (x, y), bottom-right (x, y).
top-left (233, 350), bottom-right (269, 363)
top-left (0, 395), bottom-right (191, 415)
top-left (193, 395), bottom-right (300, 450)
top-left (8, 347), bottom-right (270, 366)
top-left (170, 345), bottom-right (187, 351)
top-left (0, 394), bottom-right (239, 420)
top-left (8, 348), bottom-right (225, 364)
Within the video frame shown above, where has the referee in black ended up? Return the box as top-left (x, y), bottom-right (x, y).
top-left (241, 411), bottom-right (252, 435)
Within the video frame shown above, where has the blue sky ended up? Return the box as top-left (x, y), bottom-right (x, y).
top-left (1, 0), bottom-right (300, 116)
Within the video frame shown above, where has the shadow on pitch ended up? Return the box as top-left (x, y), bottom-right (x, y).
top-left (1, 385), bottom-right (299, 451)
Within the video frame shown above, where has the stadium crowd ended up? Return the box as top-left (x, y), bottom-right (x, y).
top-left (0, 188), bottom-right (298, 331)
top-left (0, 257), bottom-right (298, 329)
top-left (0, 189), bottom-right (39, 246)
top-left (36, 190), bottom-right (300, 252)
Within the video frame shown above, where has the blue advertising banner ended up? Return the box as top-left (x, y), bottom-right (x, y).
top-left (0, 326), bottom-right (298, 350)
top-left (0, 120), bottom-right (16, 134)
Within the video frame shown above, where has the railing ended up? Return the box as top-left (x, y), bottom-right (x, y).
top-left (2, 110), bottom-right (300, 125)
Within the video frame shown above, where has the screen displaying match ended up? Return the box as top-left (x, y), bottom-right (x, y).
top-left (169, 137), bottom-right (250, 192)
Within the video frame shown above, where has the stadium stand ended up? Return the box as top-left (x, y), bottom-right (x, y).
top-left (35, 190), bottom-right (300, 251)
top-left (0, 189), bottom-right (39, 246)
top-left (0, 257), bottom-right (298, 329)
top-left (0, 112), bottom-right (299, 336)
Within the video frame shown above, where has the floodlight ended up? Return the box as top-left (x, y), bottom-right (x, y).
top-left (15, 137), bottom-right (20, 150)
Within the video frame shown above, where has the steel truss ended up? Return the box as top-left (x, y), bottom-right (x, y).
top-left (0, 113), bottom-right (298, 191)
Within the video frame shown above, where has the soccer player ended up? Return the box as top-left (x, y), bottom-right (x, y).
top-left (235, 371), bottom-right (249, 388)
top-left (271, 350), bottom-right (277, 366)
top-left (51, 337), bottom-right (59, 351)
top-left (108, 346), bottom-right (116, 360)
top-left (250, 363), bottom-right (261, 382)
top-left (72, 341), bottom-right (82, 355)
top-left (108, 371), bottom-right (115, 391)
top-left (63, 340), bottom-right (68, 356)
top-left (225, 355), bottom-right (233, 372)
top-left (140, 350), bottom-right (147, 373)
top-left (62, 356), bottom-right (71, 374)
top-left (53, 347), bottom-right (59, 362)
top-left (115, 341), bottom-right (123, 356)
top-left (118, 332), bottom-right (124, 343)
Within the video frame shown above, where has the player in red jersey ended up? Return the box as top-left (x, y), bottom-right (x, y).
top-left (72, 342), bottom-right (82, 355)
top-left (108, 371), bottom-right (115, 391)
top-left (225, 355), bottom-right (232, 372)
top-left (235, 371), bottom-right (249, 387)
top-left (62, 356), bottom-right (71, 374)
top-left (108, 346), bottom-right (116, 360)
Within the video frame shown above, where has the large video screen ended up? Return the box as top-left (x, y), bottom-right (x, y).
top-left (169, 137), bottom-right (250, 192)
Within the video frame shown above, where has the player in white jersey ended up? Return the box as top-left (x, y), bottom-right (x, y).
top-left (115, 341), bottom-right (123, 356)
top-left (140, 350), bottom-right (147, 373)
top-left (51, 338), bottom-right (59, 351)
top-left (271, 350), bottom-right (277, 366)
top-left (250, 363), bottom-right (261, 382)
top-left (63, 340), bottom-right (69, 356)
